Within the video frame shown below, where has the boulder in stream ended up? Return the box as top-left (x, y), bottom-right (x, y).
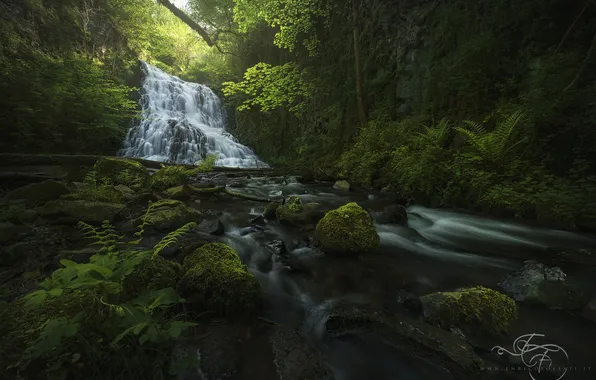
top-left (178, 243), bottom-right (260, 316)
top-left (315, 202), bottom-right (379, 257)
top-left (498, 260), bottom-right (585, 309)
top-left (140, 199), bottom-right (200, 232)
top-left (333, 180), bottom-right (350, 191)
top-left (198, 219), bottom-right (225, 235)
top-left (276, 196), bottom-right (325, 228)
top-left (263, 201), bottom-right (281, 219)
top-left (419, 286), bottom-right (517, 336)
top-left (378, 204), bottom-right (408, 224)
top-left (4, 179), bottom-right (70, 203)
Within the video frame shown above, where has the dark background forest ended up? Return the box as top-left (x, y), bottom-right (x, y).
top-left (2, 0), bottom-right (596, 227)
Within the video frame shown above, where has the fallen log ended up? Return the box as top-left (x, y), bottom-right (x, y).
top-left (223, 187), bottom-right (271, 202)
top-left (187, 185), bottom-right (226, 194)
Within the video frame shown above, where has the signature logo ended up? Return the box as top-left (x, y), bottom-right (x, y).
top-left (492, 333), bottom-right (569, 380)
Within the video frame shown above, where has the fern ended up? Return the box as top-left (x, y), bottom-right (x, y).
top-left (152, 222), bottom-right (197, 257)
top-left (456, 110), bottom-right (527, 162)
top-left (417, 117), bottom-right (452, 146)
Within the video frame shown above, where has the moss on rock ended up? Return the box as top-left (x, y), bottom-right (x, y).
top-left (264, 201), bottom-right (281, 219)
top-left (177, 243), bottom-right (260, 316)
top-left (141, 199), bottom-right (200, 231)
top-left (123, 256), bottom-right (181, 298)
top-left (41, 200), bottom-right (125, 224)
top-left (276, 196), bottom-right (325, 227)
top-left (93, 157), bottom-right (149, 189)
top-left (315, 202), bottom-right (379, 256)
top-left (4, 180), bottom-right (70, 203)
top-left (149, 165), bottom-right (194, 191)
top-left (420, 286), bottom-right (517, 335)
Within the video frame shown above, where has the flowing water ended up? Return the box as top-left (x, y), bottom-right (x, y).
top-left (119, 62), bottom-right (268, 168)
top-left (187, 175), bottom-right (596, 380)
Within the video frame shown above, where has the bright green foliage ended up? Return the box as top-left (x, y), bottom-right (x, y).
top-left (177, 243), bottom-right (261, 316)
top-left (455, 111), bottom-right (527, 163)
top-left (420, 286), bottom-right (518, 335)
top-left (66, 171), bottom-right (124, 203)
top-left (5, 220), bottom-right (197, 379)
top-left (315, 202), bottom-right (380, 256)
top-left (223, 62), bottom-right (314, 115)
top-left (93, 157), bottom-right (149, 190)
top-left (149, 155), bottom-right (217, 191)
top-left (233, 0), bottom-right (328, 55)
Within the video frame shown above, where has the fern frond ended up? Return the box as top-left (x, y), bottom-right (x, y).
top-left (462, 120), bottom-right (488, 136)
top-left (152, 222), bottom-right (197, 257)
top-left (494, 110), bottom-right (524, 153)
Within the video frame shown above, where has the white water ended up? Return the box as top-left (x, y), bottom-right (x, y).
top-left (120, 62), bottom-right (269, 168)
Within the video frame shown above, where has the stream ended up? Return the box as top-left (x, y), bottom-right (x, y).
top-left (178, 174), bottom-right (596, 380)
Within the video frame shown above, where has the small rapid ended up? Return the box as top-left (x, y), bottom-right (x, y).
top-left (120, 61), bottom-right (268, 168)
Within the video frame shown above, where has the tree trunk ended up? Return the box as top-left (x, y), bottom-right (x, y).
top-left (352, 0), bottom-right (366, 126)
top-left (158, 0), bottom-right (214, 46)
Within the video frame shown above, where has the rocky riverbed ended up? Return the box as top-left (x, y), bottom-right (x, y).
top-left (1, 157), bottom-right (596, 380)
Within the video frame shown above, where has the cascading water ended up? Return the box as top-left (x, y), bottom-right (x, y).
top-left (119, 61), bottom-right (269, 168)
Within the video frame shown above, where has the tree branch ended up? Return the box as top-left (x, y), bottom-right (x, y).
top-left (158, 0), bottom-right (214, 46)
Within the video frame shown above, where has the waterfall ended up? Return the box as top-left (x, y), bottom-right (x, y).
top-left (119, 61), bottom-right (269, 168)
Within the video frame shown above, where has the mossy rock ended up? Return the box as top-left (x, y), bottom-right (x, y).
top-left (163, 185), bottom-right (191, 200)
top-left (41, 200), bottom-right (126, 224)
top-left (276, 196), bottom-right (325, 227)
top-left (420, 286), bottom-right (517, 336)
top-left (93, 157), bottom-right (149, 189)
top-left (123, 256), bottom-right (182, 299)
top-left (4, 180), bottom-right (70, 203)
top-left (63, 183), bottom-right (123, 203)
top-left (41, 200), bottom-right (125, 224)
top-left (264, 201), bottom-right (282, 219)
top-left (141, 199), bottom-right (200, 231)
top-left (177, 243), bottom-right (260, 316)
top-left (315, 202), bottom-right (379, 256)
top-left (149, 165), bottom-right (198, 191)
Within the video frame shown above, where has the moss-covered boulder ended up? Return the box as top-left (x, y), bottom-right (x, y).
top-left (163, 185), bottom-right (191, 200)
top-left (333, 180), bottom-right (350, 191)
top-left (264, 201), bottom-right (282, 219)
top-left (4, 180), bottom-right (69, 203)
top-left (93, 157), bottom-right (148, 189)
top-left (141, 199), bottom-right (200, 231)
top-left (41, 200), bottom-right (125, 224)
top-left (149, 165), bottom-right (197, 191)
top-left (177, 243), bottom-right (260, 316)
top-left (315, 202), bottom-right (379, 256)
top-left (420, 286), bottom-right (517, 335)
top-left (123, 256), bottom-right (181, 298)
top-left (276, 196), bottom-right (325, 227)
top-left (63, 182), bottom-right (123, 203)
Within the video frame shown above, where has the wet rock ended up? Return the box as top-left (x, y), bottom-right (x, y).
top-left (333, 180), bottom-right (350, 191)
top-left (291, 237), bottom-right (316, 250)
top-left (498, 260), bottom-right (585, 309)
top-left (129, 191), bottom-right (159, 206)
top-left (315, 202), bottom-right (379, 257)
top-left (228, 180), bottom-right (245, 188)
top-left (140, 199), bottom-right (200, 232)
top-left (93, 157), bottom-right (149, 190)
top-left (41, 200), bottom-right (125, 224)
top-left (296, 172), bottom-right (315, 184)
top-left (420, 286), bottom-right (517, 335)
top-left (162, 185), bottom-right (190, 200)
top-left (543, 247), bottom-right (596, 265)
top-left (379, 204), bottom-right (408, 224)
top-left (196, 324), bottom-right (240, 379)
top-left (123, 256), bottom-right (181, 298)
top-left (582, 298), bottom-right (596, 323)
top-left (266, 240), bottom-right (289, 257)
top-left (396, 289), bottom-right (422, 312)
top-left (264, 201), bottom-right (281, 219)
top-left (1, 241), bottom-right (38, 266)
top-left (326, 304), bottom-right (486, 380)
top-left (178, 243), bottom-right (260, 316)
top-left (269, 326), bottom-right (332, 380)
top-left (4, 180), bottom-right (69, 203)
top-left (276, 196), bottom-right (325, 227)
top-left (114, 184), bottom-right (135, 197)
top-left (250, 215), bottom-right (266, 226)
top-left (198, 219), bottom-right (225, 235)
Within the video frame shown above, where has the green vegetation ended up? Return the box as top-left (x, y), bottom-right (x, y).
top-left (315, 202), bottom-right (380, 256)
top-left (420, 286), bottom-right (518, 336)
top-left (1, 220), bottom-right (197, 379)
top-left (148, 154), bottom-right (217, 191)
top-left (177, 243), bottom-right (261, 316)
